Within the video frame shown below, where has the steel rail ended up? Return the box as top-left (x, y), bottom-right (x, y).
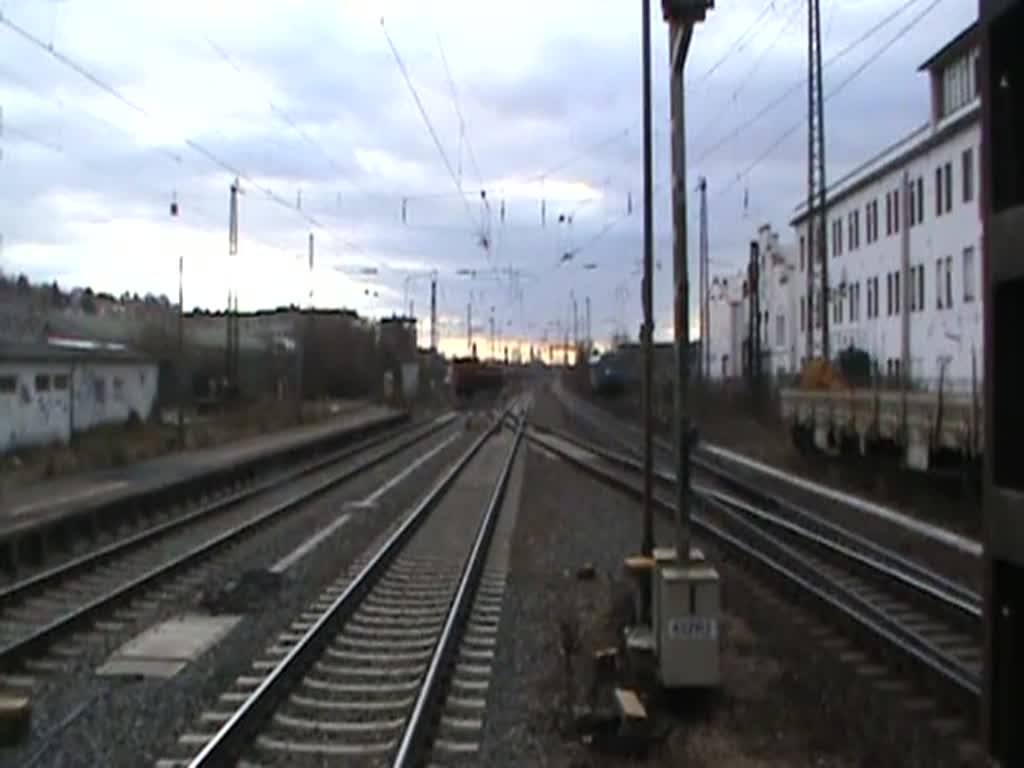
top-left (552, 382), bottom-right (982, 558)
top-left (525, 426), bottom-right (982, 700)
top-left (532, 422), bottom-right (981, 619)
top-left (0, 414), bottom-right (458, 670)
top-left (187, 407), bottom-right (513, 767)
top-left (0, 414), bottom-right (455, 608)
top-left (393, 416), bottom-right (524, 766)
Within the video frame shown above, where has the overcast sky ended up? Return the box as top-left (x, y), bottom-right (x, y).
top-left (0, 0), bottom-right (975, 355)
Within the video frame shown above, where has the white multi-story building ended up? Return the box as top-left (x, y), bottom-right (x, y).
top-left (706, 223), bottom-right (799, 380)
top-left (790, 22), bottom-right (982, 392)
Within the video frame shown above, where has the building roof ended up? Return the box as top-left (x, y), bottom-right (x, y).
top-left (917, 22), bottom-right (979, 73)
top-left (790, 101), bottom-right (980, 225)
top-left (0, 339), bottom-right (151, 365)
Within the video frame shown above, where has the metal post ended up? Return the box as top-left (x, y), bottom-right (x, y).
top-left (810, 0), bottom-right (829, 362)
top-left (670, 20), bottom-right (695, 565)
top-left (178, 254), bottom-right (185, 448)
top-left (641, 0), bottom-right (656, 560)
top-left (900, 170), bottom-right (911, 445)
top-left (585, 296), bottom-right (591, 356)
top-left (430, 275), bottom-right (438, 352)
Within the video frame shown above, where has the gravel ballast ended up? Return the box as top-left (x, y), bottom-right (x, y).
top-left (1, 415), bottom-right (475, 768)
top-left (477, 390), bottom-right (975, 767)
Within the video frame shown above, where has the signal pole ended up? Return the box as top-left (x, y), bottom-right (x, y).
top-left (640, 0), bottom-right (656, 559)
top-left (665, 0), bottom-right (712, 566)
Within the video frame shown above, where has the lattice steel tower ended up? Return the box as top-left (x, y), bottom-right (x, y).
top-left (806, 0), bottom-right (829, 361)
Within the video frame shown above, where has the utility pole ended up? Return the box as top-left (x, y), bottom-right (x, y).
top-left (571, 291), bottom-right (579, 359)
top-left (227, 179), bottom-right (240, 392)
top-left (749, 240), bottom-right (761, 400)
top-left (489, 306), bottom-right (495, 361)
top-left (807, 0), bottom-right (828, 362)
top-left (585, 296), bottom-right (591, 357)
top-left (171, 193), bottom-right (185, 449)
top-left (698, 176), bottom-right (709, 382)
top-left (430, 274), bottom-right (438, 352)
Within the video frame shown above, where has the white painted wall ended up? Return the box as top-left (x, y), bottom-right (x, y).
top-left (791, 115), bottom-right (982, 392)
top-left (707, 270), bottom-right (745, 380)
top-left (0, 359), bottom-right (159, 452)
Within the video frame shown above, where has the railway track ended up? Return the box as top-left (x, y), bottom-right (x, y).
top-left (0, 413), bottom-right (458, 690)
top-left (527, 419), bottom-right (983, 720)
top-left (159, 403), bottom-right (526, 767)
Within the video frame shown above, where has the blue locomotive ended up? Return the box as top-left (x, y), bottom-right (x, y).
top-left (588, 349), bottom-right (628, 396)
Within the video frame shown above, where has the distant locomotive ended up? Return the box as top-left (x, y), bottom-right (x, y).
top-left (588, 349), bottom-right (628, 396)
top-left (449, 357), bottom-right (505, 398)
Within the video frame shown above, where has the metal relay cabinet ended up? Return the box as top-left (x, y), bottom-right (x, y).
top-left (653, 547), bottom-right (721, 687)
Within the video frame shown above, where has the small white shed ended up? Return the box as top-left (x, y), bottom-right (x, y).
top-left (0, 340), bottom-right (159, 453)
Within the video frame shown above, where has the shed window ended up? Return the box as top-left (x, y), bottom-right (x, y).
top-left (113, 377), bottom-right (125, 397)
top-left (0, 376), bottom-right (16, 394)
top-left (53, 374), bottom-right (69, 390)
top-left (94, 378), bottom-right (107, 403)
top-left (35, 374), bottom-right (51, 392)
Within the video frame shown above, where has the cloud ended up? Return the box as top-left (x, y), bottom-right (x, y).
top-left (0, 0), bottom-right (978, 349)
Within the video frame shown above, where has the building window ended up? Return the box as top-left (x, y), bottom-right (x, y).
top-left (944, 161), bottom-right (953, 213)
top-left (800, 297), bottom-right (805, 331)
top-left (868, 200), bottom-right (879, 243)
top-left (945, 255), bottom-right (953, 309)
top-left (0, 376), bottom-right (16, 395)
top-left (776, 315), bottom-right (785, 346)
top-left (54, 374), bottom-right (69, 390)
top-left (831, 218), bottom-right (843, 257)
top-left (936, 258), bottom-right (945, 309)
top-left (894, 271), bottom-right (901, 315)
top-left (916, 177), bottom-right (924, 223)
top-left (94, 378), bottom-right (106, 404)
top-left (917, 264), bottom-right (925, 312)
top-left (909, 269), bottom-right (917, 312)
top-left (963, 246), bottom-right (976, 302)
top-left (962, 148), bottom-right (974, 203)
top-left (893, 188), bottom-right (900, 232)
top-left (799, 235), bottom-right (805, 271)
top-left (942, 53), bottom-right (977, 117)
top-left (935, 166), bottom-right (943, 216)
top-left (909, 181), bottom-right (916, 226)
top-left (113, 376), bottom-right (125, 398)
top-left (35, 374), bottom-right (51, 392)
top-left (885, 193), bottom-right (892, 235)
top-left (886, 358), bottom-right (893, 376)
top-left (887, 273), bottom-right (893, 316)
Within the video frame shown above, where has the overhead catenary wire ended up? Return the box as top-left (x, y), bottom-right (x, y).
top-left (202, 36), bottom-right (393, 214)
top-left (690, 0), bottom-right (780, 85)
top-left (691, 0), bottom-right (806, 149)
top-left (0, 9), bottom-right (367, 256)
top-left (693, 0), bottom-right (932, 166)
top-left (380, 18), bottom-right (484, 241)
top-left (436, 32), bottom-right (484, 189)
top-left (712, 0), bottom-right (949, 204)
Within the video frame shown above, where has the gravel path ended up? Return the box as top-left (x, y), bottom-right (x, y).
top-left (477, 389), bottom-right (975, 767)
top-left (2, 416), bottom-right (475, 768)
